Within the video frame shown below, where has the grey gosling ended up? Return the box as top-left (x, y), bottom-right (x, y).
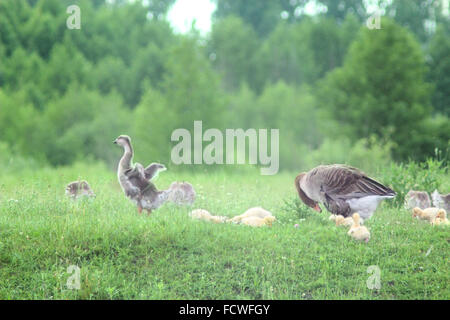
top-left (404, 190), bottom-right (431, 210)
top-left (65, 180), bottom-right (95, 200)
top-left (431, 189), bottom-right (450, 212)
top-left (167, 181), bottom-right (196, 205)
top-left (114, 135), bottom-right (170, 215)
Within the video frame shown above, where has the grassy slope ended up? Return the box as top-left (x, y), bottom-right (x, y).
top-left (0, 163), bottom-right (448, 299)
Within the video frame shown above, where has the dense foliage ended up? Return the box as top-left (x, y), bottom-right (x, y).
top-left (0, 0), bottom-right (448, 171)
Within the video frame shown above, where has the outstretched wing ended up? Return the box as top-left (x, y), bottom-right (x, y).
top-left (124, 163), bottom-right (146, 180)
top-left (123, 163), bottom-right (148, 197)
top-left (121, 162), bottom-right (166, 200)
top-left (144, 163), bottom-right (166, 181)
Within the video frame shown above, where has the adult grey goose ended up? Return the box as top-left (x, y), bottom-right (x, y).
top-left (295, 164), bottom-right (396, 220)
top-left (114, 135), bottom-right (170, 214)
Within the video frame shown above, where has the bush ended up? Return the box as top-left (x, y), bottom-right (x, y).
top-left (39, 86), bottom-right (131, 166)
top-left (378, 158), bottom-right (448, 207)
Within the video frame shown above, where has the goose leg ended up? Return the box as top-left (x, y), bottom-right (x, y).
top-left (146, 209), bottom-right (152, 216)
top-left (137, 205), bottom-right (143, 214)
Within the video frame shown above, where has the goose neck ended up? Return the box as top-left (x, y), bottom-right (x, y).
top-left (120, 142), bottom-right (133, 169)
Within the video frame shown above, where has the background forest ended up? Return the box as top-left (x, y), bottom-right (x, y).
top-left (0, 0), bottom-right (449, 300)
top-left (0, 0), bottom-right (449, 173)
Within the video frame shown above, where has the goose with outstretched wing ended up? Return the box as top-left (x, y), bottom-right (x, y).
top-left (114, 135), bottom-right (170, 214)
top-left (295, 164), bottom-right (396, 220)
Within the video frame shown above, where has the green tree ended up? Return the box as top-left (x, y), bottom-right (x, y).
top-left (257, 22), bottom-right (317, 89)
top-left (318, 19), bottom-right (432, 160)
top-left (257, 82), bottom-right (322, 146)
top-left (305, 15), bottom-right (360, 79)
top-left (256, 15), bottom-right (360, 88)
top-left (317, 0), bottom-right (366, 22)
top-left (223, 81), bottom-right (325, 170)
top-left (427, 25), bottom-right (450, 116)
top-left (1, 48), bottom-right (46, 109)
top-left (223, 83), bottom-right (257, 129)
top-left (386, 0), bottom-right (443, 43)
top-left (0, 89), bottom-right (41, 159)
top-left (2, 48), bottom-right (43, 90)
top-left (133, 87), bottom-right (176, 165)
top-left (22, 0), bottom-right (66, 59)
top-left (0, 0), bottom-right (32, 56)
top-left (92, 56), bottom-right (127, 96)
top-left (40, 43), bottom-right (92, 100)
top-left (400, 115), bottom-right (450, 162)
top-left (213, 0), bottom-right (284, 36)
top-left (161, 39), bottom-right (226, 130)
top-left (39, 86), bottom-right (129, 165)
top-left (208, 16), bottom-right (260, 91)
top-left (144, 0), bottom-right (176, 17)
top-left (124, 43), bottom-right (170, 107)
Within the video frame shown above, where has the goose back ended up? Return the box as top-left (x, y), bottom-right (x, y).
top-left (296, 164), bottom-right (395, 217)
top-left (308, 165), bottom-right (395, 200)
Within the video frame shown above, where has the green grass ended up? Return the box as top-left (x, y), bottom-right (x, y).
top-left (0, 163), bottom-right (448, 299)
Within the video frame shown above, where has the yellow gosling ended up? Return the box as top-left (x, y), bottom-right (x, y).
top-left (412, 207), bottom-right (440, 223)
top-left (335, 215), bottom-right (354, 227)
top-left (347, 213), bottom-right (370, 243)
top-left (432, 209), bottom-right (449, 226)
top-left (241, 216), bottom-right (276, 227)
top-left (208, 215), bottom-right (228, 224)
top-left (190, 209), bottom-right (228, 224)
top-left (230, 207), bottom-right (273, 223)
top-left (190, 209), bottom-right (212, 220)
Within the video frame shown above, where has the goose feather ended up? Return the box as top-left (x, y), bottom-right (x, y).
top-left (295, 164), bottom-right (395, 219)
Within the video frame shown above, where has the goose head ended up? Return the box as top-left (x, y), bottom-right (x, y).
top-left (295, 173), bottom-right (322, 212)
top-left (113, 135), bottom-right (132, 148)
top-left (263, 216), bottom-right (276, 226)
top-left (65, 182), bottom-right (78, 197)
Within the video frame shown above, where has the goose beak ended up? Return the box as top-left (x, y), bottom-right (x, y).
top-left (313, 203), bottom-right (322, 213)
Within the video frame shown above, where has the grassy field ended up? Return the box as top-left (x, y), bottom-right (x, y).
top-left (0, 163), bottom-right (448, 299)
